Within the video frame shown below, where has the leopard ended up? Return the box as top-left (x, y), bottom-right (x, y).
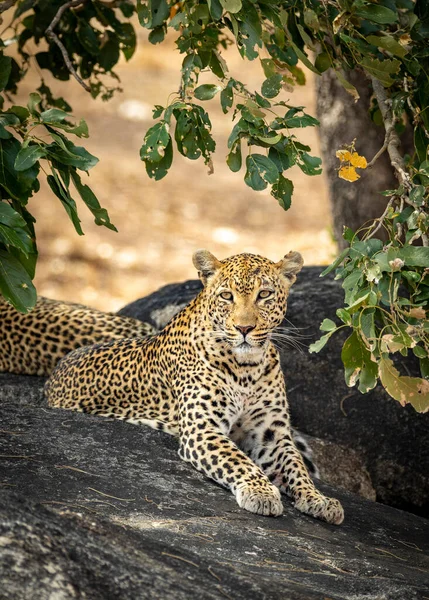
top-left (0, 295), bottom-right (157, 377)
top-left (45, 250), bottom-right (344, 524)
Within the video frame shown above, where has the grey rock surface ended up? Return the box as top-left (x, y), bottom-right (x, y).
top-left (0, 377), bottom-right (429, 600)
top-left (118, 267), bottom-right (429, 517)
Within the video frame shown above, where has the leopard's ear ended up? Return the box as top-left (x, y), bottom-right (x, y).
top-left (275, 251), bottom-right (304, 283)
top-left (193, 249), bottom-right (221, 286)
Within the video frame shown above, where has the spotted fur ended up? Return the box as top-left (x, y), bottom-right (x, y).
top-left (0, 296), bottom-right (157, 376)
top-left (45, 251), bottom-right (344, 524)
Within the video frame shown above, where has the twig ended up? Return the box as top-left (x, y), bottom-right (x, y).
top-left (365, 197), bottom-right (394, 240)
top-left (0, 0), bottom-right (16, 14)
top-left (45, 0), bottom-right (91, 93)
top-left (161, 552), bottom-right (199, 568)
top-left (55, 464), bottom-right (103, 477)
top-left (87, 487), bottom-right (135, 502)
top-left (371, 76), bottom-right (428, 247)
top-left (367, 127), bottom-right (392, 168)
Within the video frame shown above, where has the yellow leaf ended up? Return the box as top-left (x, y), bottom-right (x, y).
top-left (336, 149), bottom-right (352, 162)
top-left (399, 34), bottom-right (411, 47)
top-left (339, 166), bottom-right (360, 182)
top-left (350, 152), bottom-right (367, 169)
top-left (408, 307), bottom-right (426, 319)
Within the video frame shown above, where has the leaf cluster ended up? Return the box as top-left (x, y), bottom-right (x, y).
top-left (310, 225), bottom-right (429, 412)
top-left (0, 90), bottom-right (116, 311)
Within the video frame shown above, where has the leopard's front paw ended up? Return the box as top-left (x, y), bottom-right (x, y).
top-left (236, 483), bottom-right (283, 517)
top-left (294, 494), bottom-right (344, 525)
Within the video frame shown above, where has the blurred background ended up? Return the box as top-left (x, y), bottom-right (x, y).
top-left (15, 30), bottom-right (335, 312)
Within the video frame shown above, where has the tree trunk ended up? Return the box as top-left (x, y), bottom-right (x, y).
top-left (316, 69), bottom-right (396, 249)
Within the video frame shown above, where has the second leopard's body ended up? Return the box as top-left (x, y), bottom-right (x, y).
top-left (0, 295), bottom-right (157, 376)
top-left (45, 250), bottom-right (344, 524)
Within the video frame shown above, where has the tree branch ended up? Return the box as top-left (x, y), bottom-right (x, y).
top-left (367, 127), bottom-right (392, 168)
top-left (371, 77), bottom-right (412, 192)
top-left (371, 76), bottom-right (428, 246)
top-left (45, 0), bottom-right (90, 93)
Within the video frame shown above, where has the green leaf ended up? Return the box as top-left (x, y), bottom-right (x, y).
top-left (355, 5), bottom-right (398, 25)
top-left (400, 246), bottom-right (429, 267)
top-left (137, 0), bottom-right (169, 28)
top-left (304, 8), bottom-right (319, 31)
top-left (207, 0), bottom-right (223, 20)
top-left (420, 358), bottom-right (429, 380)
top-left (0, 223), bottom-right (32, 256)
top-left (5, 106), bottom-right (30, 123)
top-left (379, 357), bottom-right (429, 413)
top-left (0, 202), bottom-right (27, 228)
top-left (220, 86), bottom-right (233, 114)
top-left (261, 74), bottom-right (282, 99)
top-left (77, 21), bottom-right (100, 56)
top-left (336, 308), bottom-right (352, 325)
top-left (244, 154), bottom-right (279, 191)
top-left (309, 333), bottom-right (332, 353)
top-left (220, 0), bottom-right (242, 13)
top-left (415, 127), bottom-right (429, 164)
top-left (152, 105), bottom-right (164, 119)
top-left (140, 122), bottom-right (170, 163)
top-left (40, 108), bottom-right (69, 123)
top-left (47, 172), bottom-right (83, 236)
top-left (0, 138), bottom-right (39, 202)
top-left (0, 54), bottom-right (12, 92)
top-left (194, 84), bottom-right (221, 101)
top-left (14, 144), bottom-right (47, 171)
top-left (335, 70), bottom-right (359, 102)
top-left (341, 331), bottom-right (378, 393)
top-left (226, 143), bottom-right (242, 172)
top-left (0, 248), bottom-right (36, 313)
top-left (46, 133), bottom-right (99, 171)
top-left (289, 41), bottom-right (320, 75)
top-left (144, 137), bottom-right (173, 180)
top-left (409, 185), bottom-right (425, 206)
top-left (298, 152), bottom-right (322, 176)
top-left (148, 26), bottom-right (165, 45)
top-left (361, 57), bottom-right (401, 87)
top-left (413, 345), bottom-right (427, 359)
top-left (320, 318), bottom-right (337, 332)
top-left (366, 35), bottom-right (407, 58)
top-left (284, 114), bottom-right (319, 128)
top-left (70, 169), bottom-right (117, 232)
top-left (27, 92), bottom-right (41, 116)
top-left (52, 118), bottom-right (89, 138)
top-left (260, 58), bottom-right (276, 79)
top-left (271, 175), bottom-right (293, 210)
top-left (98, 32), bottom-right (120, 71)
top-left (0, 113), bottom-right (18, 139)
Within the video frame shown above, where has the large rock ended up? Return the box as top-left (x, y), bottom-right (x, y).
top-left (0, 375), bottom-right (428, 600)
top-left (118, 268), bottom-right (429, 517)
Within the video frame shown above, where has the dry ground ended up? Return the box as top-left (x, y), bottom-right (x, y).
top-left (12, 29), bottom-right (336, 311)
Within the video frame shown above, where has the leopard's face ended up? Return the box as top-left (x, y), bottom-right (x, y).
top-left (193, 251), bottom-right (304, 364)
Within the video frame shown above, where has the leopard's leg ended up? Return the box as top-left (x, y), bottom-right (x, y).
top-left (126, 417), bottom-right (179, 436)
top-left (231, 379), bottom-right (344, 525)
top-left (71, 407), bottom-right (180, 436)
top-left (178, 390), bottom-right (283, 517)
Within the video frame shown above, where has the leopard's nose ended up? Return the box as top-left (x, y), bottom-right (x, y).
top-left (235, 325), bottom-right (255, 336)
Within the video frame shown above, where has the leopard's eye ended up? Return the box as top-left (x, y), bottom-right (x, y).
top-left (258, 290), bottom-right (273, 300)
top-left (220, 291), bottom-right (233, 301)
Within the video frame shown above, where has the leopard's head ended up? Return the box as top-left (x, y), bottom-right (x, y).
top-left (193, 250), bottom-right (303, 364)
